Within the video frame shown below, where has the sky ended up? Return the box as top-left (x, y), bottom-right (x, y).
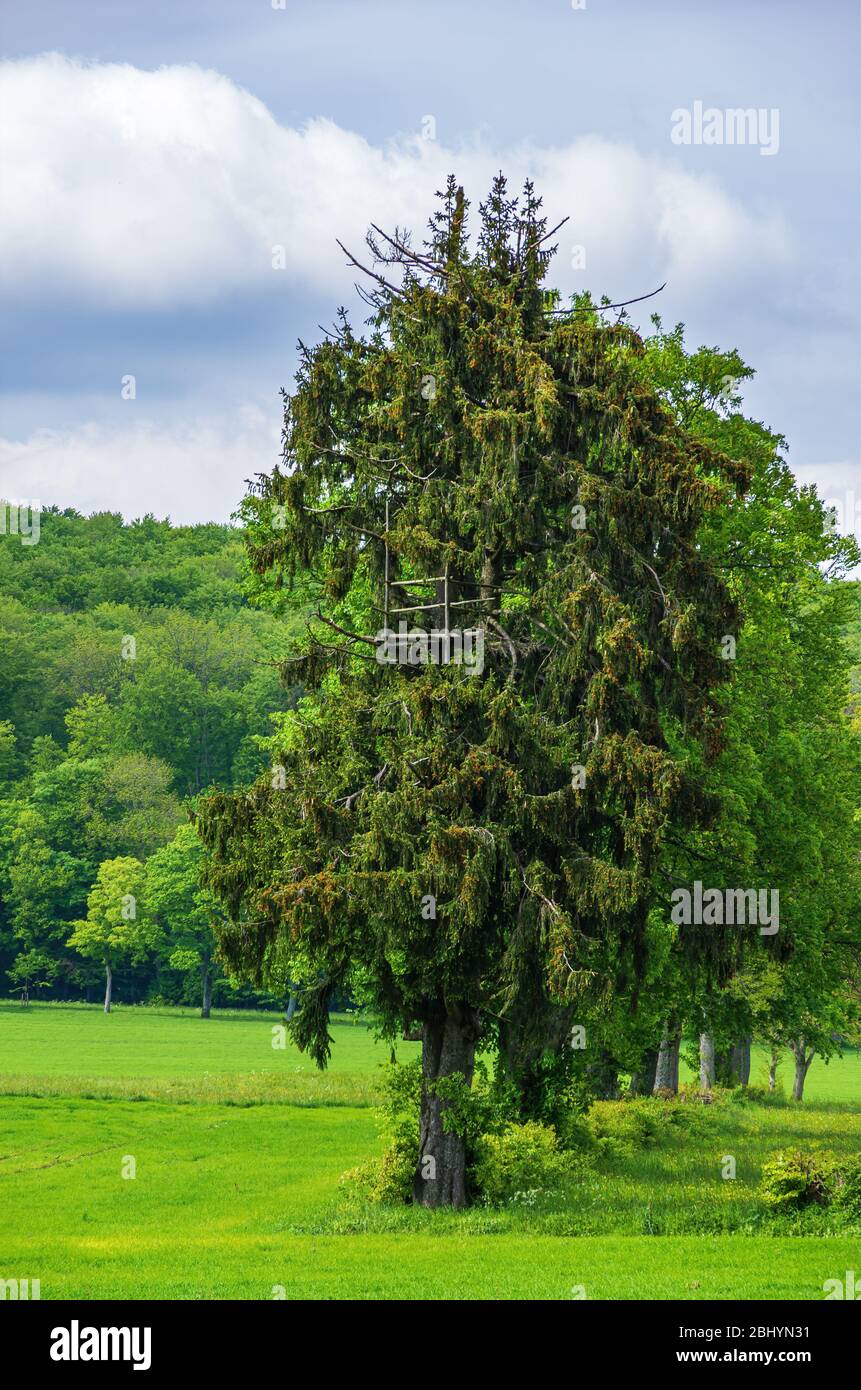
top-left (0, 0), bottom-right (859, 543)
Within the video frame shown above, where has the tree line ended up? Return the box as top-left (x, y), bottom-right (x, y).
top-left (0, 512), bottom-right (305, 1013)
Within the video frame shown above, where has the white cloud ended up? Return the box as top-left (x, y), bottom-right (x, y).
top-left (0, 408), bottom-right (279, 522)
top-left (0, 54), bottom-right (809, 528)
top-left (0, 53), bottom-right (792, 308)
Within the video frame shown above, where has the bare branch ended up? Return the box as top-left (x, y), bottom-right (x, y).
top-left (369, 223), bottom-right (443, 275)
top-left (547, 282), bottom-right (667, 315)
top-left (310, 610), bottom-right (380, 647)
top-left (336, 239), bottom-right (405, 298)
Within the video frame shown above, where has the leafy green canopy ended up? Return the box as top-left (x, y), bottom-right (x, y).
top-left (198, 177), bottom-right (749, 1066)
top-left (0, 510), bottom-right (304, 1002)
top-left (67, 855), bottom-right (153, 967)
top-left (636, 323), bottom-right (861, 1055)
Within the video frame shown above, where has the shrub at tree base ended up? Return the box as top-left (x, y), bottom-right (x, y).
top-left (341, 1059), bottom-right (591, 1206)
top-left (472, 1121), bottom-right (586, 1206)
top-left (342, 1065), bottom-right (733, 1205)
top-left (587, 1097), bottom-right (709, 1157)
top-left (341, 1141), bottom-right (417, 1206)
top-left (759, 1149), bottom-right (836, 1211)
top-left (726, 1084), bottom-right (783, 1106)
top-left (828, 1155), bottom-right (861, 1222)
top-left (760, 1147), bottom-right (861, 1229)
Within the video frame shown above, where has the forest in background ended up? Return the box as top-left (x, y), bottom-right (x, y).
top-left (0, 511), bottom-right (306, 1011)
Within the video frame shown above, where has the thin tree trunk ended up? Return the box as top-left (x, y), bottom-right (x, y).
top-left (653, 1021), bottom-right (681, 1094)
top-left (719, 1038), bottom-right (751, 1087)
top-left (201, 966), bottom-right (212, 1019)
top-left (104, 963), bottom-right (112, 1014)
top-left (414, 1005), bottom-right (479, 1209)
top-left (768, 1048), bottom-right (779, 1091)
top-left (286, 990), bottom-right (299, 1023)
top-left (699, 1032), bottom-right (715, 1090)
top-left (791, 1041), bottom-right (814, 1101)
top-left (728, 1042), bottom-right (742, 1084)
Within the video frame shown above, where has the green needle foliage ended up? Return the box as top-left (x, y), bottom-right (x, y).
top-left (197, 176), bottom-right (750, 1206)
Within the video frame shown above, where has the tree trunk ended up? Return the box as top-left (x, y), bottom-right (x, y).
top-left (104, 963), bottom-right (112, 1014)
top-left (791, 1042), bottom-right (814, 1101)
top-left (286, 990), bottom-right (299, 1023)
top-left (717, 1038), bottom-right (751, 1086)
top-left (768, 1049), bottom-right (779, 1091)
top-left (730, 1036), bottom-right (751, 1086)
top-left (653, 1021), bottom-right (681, 1094)
top-left (496, 989), bottom-right (577, 1122)
top-left (699, 1032), bottom-right (715, 1090)
top-left (630, 1048), bottom-right (659, 1097)
top-left (586, 1047), bottom-right (620, 1100)
top-left (201, 966), bottom-right (212, 1019)
top-left (413, 1006), bottom-right (479, 1209)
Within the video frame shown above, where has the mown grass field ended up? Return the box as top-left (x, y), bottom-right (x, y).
top-left (1, 1002), bottom-right (858, 1300)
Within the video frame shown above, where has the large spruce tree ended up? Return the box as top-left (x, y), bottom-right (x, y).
top-left (197, 177), bottom-right (748, 1206)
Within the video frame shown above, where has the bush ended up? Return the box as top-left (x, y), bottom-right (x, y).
top-left (587, 1096), bottom-right (710, 1156)
top-left (341, 1139), bottom-right (416, 1205)
top-left (340, 1059), bottom-right (422, 1204)
top-left (555, 1109), bottom-right (597, 1153)
top-left (760, 1149), bottom-right (836, 1211)
top-left (677, 1084), bottom-right (718, 1105)
top-left (431, 1061), bottom-right (516, 1148)
top-left (828, 1155), bottom-right (861, 1222)
top-left (726, 1084), bottom-right (781, 1106)
top-left (588, 1101), bottom-right (658, 1155)
top-left (472, 1121), bottom-right (584, 1205)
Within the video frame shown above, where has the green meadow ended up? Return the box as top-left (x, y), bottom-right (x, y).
top-left (1, 1003), bottom-right (858, 1300)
